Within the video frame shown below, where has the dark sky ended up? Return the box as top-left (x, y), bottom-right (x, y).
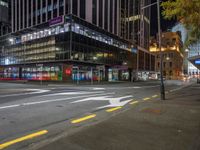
top-left (150, 0), bottom-right (176, 36)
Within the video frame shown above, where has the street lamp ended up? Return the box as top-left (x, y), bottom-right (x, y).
top-left (141, 0), bottom-right (165, 100)
top-left (157, 0), bottom-right (165, 100)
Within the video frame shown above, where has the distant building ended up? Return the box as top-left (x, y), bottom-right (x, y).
top-left (0, 0), bottom-right (10, 36)
top-left (188, 42), bottom-right (200, 76)
top-left (171, 23), bottom-right (200, 76)
top-left (150, 32), bottom-right (184, 80)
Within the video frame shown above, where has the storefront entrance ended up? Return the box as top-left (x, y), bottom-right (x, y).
top-left (72, 65), bottom-right (105, 83)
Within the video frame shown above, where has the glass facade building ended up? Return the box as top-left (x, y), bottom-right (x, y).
top-left (0, 0), bottom-right (10, 36)
top-left (0, 15), bottom-right (136, 82)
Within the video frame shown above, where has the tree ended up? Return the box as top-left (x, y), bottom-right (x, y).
top-left (161, 0), bottom-right (200, 46)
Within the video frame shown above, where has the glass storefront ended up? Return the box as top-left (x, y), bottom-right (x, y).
top-left (22, 65), bottom-right (62, 81)
top-left (3, 67), bottom-right (19, 79)
top-left (72, 65), bottom-right (105, 82)
top-left (0, 15), bottom-right (136, 82)
top-left (108, 67), bottom-right (130, 81)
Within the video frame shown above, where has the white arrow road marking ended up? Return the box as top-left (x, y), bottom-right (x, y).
top-left (92, 88), bottom-right (106, 90)
top-left (0, 93), bottom-right (115, 110)
top-left (40, 91), bottom-right (104, 97)
top-left (0, 89), bottom-right (50, 98)
top-left (71, 95), bottom-right (133, 109)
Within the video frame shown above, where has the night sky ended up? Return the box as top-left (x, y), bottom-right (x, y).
top-left (150, 0), bottom-right (176, 36)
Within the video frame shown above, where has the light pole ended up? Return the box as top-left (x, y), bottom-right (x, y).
top-left (141, 0), bottom-right (165, 100)
top-left (157, 0), bottom-right (165, 100)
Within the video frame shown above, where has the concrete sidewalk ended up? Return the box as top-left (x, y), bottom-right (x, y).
top-left (36, 84), bottom-right (200, 150)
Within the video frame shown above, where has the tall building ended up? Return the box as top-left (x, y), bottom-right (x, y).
top-left (0, 0), bottom-right (10, 36)
top-left (121, 0), bottom-right (155, 80)
top-left (11, 0), bottom-right (121, 36)
top-left (150, 32), bottom-right (184, 79)
top-left (0, 0), bottom-right (138, 82)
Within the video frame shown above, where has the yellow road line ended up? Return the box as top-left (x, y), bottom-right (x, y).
top-left (130, 101), bottom-right (139, 105)
top-left (152, 95), bottom-right (158, 98)
top-left (106, 107), bottom-right (122, 112)
top-left (143, 97), bottom-right (151, 101)
top-left (71, 114), bottom-right (96, 124)
top-left (0, 130), bottom-right (48, 150)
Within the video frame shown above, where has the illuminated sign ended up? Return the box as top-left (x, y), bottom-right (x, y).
top-left (49, 16), bottom-right (64, 26)
top-left (65, 68), bottom-right (72, 75)
top-left (195, 60), bottom-right (200, 65)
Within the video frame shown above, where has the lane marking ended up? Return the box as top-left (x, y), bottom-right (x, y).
top-left (106, 107), bottom-right (122, 112)
top-left (152, 95), bottom-right (158, 98)
top-left (104, 85), bottom-right (160, 90)
top-left (143, 97), bottom-right (151, 101)
top-left (0, 130), bottom-right (48, 150)
top-left (71, 114), bottom-right (96, 124)
top-left (0, 104), bottom-right (20, 109)
top-left (72, 95), bottom-right (133, 110)
top-left (0, 89), bottom-right (50, 98)
top-left (0, 93), bottom-right (115, 111)
top-left (130, 101), bottom-right (139, 105)
top-left (41, 91), bottom-right (104, 97)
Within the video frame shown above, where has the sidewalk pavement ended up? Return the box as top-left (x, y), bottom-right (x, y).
top-left (36, 83), bottom-right (200, 150)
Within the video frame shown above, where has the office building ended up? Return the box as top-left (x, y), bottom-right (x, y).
top-left (121, 0), bottom-right (155, 80)
top-left (150, 32), bottom-right (183, 79)
top-left (0, 0), bottom-right (137, 82)
top-left (11, 0), bottom-right (121, 36)
top-left (0, 0), bottom-right (10, 36)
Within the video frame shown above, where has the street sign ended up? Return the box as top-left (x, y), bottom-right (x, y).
top-left (195, 60), bottom-right (200, 65)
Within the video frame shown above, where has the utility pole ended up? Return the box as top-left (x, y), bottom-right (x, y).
top-left (157, 0), bottom-right (165, 100)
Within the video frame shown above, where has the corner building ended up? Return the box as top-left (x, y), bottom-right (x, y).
top-left (0, 0), bottom-right (136, 82)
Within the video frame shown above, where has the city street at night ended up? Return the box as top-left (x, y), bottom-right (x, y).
top-left (0, 80), bottom-right (199, 150)
top-left (0, 0), bottom-right (200, 149)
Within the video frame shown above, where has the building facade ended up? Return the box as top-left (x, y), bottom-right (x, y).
top-left (0, 14), bottom-right (136, 82)
top-left (150, 32), bottom-right (184, 80)
top-left (0, 0), bottom-right (153, 82)
top-left (11, 0), bottom-right (121, 36)
top-left (188, 42), bottom-right (200, 76)
top-left (121, 0), bottom-right (155, 80)
top-left (171, 23), bottom-right (200, 76)
top-left (0, 0), bottom-right (10, 36)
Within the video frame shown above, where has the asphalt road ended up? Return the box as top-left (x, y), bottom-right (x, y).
top-left (0, 80), bottom-right (192, 150)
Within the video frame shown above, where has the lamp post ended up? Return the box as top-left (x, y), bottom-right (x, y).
top-left (157, 0), bottom-right (165, 100)
top-left (141, 0), bottom-right (165, 100)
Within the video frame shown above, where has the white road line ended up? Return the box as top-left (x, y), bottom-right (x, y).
top-left (92, 88), bottom-right (106, 90)
top-left (0, 104), bottom-right (20, 109)
top-left (0, 93), bottom-right (115, 110)
top-left (0, 89), bottom-right (50, 98)
top-left (40, 91), bottom-right (104, 97)
top-left (103, 85), bottom-right (160, 90)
